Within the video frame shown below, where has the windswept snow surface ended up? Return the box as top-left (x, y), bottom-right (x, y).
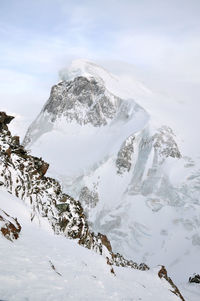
top-left (0, 188), bottom-right (184, 301)
top-left (24, 60), bottom-right (200, 291)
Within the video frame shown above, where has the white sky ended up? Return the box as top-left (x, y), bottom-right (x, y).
top-left (0, 0), bottom-right (199, 140)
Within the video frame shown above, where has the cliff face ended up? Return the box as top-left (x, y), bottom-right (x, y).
top-left (43, 76), bottom-right (121, 126)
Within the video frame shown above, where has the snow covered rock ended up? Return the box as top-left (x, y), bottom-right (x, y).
top-left (153, 126), bottom-right (181, 161)
top-left (116, 134), bottom-right (135, 174)
top-left (158, 266), bottom-right (185, 301)
top-left (43, 76), bottom-right (121, 126)
top-left (0, 209), bottom-right (21, 241)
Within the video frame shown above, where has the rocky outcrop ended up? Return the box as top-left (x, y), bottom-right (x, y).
top-left (189, 274), bottom-right (200, 284)
top-left (0, 112), bottom-right (14, 131)
top-left (116, 135), bottom-right (135, 174)
top-left (153, 126), bottom-right (181, 162)
top-left (43, 76), bottom-right (122, 126)
top-left (158, 266), bottom-right (185, 301)
top-left (0, 112), bottom-right (148, 271)
top-left (79, 186), bottom-right (99, 209)
top-left (0, 209), bottom-right (21, 241)
top-left (128, 126), bottom-right (181, 197)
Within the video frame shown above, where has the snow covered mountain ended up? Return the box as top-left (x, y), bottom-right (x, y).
top-left (23, 60), bottom-right (200, 286)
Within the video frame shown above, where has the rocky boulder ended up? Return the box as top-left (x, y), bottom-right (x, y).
top-left (189, 274), bottom-right (200, 284)
top-left (0, 209), bottom-right (21, 241)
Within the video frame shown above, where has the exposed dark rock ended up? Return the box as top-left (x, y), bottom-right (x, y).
top-left (38, 161), bottom-right (49, 177)
top-left (98, 233), bottom-right (112, 253)
top-left (0, 209), bottom-right (21, 241)
top-left (49, 260), bottom-right (62, 276)
top-left (41, 76), bottom-right (121, 127)
top-left (111, 252), bottom-right (149, 271)
top-left (189, 274), bottom-right (200, 284)
top-left (153, 126), bottom-right (181, 160)
top-left (158, 266), bottom-right (185, 301)
top-left (11, 136), bottom-right (20, 146)
top-left (0, 112), bottom-right (14, 130)
top-left (5, 147), bottom-right (11, 157)
top-left (116, 135), bottom-right (135, 174)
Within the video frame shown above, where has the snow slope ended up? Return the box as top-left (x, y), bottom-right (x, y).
top-left (0, 188), bottom-right (186, 301)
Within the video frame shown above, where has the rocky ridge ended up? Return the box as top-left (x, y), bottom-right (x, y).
top-left (0, 112), bottom-right (149, 271)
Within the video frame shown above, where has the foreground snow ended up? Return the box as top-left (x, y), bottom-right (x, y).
top-left (0, 188), bottom-right (186, 301)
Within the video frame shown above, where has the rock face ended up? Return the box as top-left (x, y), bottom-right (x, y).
top-left (79, 186), bottom-right (99, 210)
top-left (43, 76), bottom-right (121, 126)
top-left (0, 209), bottom-right (21, 241)
top-left (153, 126), bottom-right (181, 161)
top-left (158, 266), bottom-right (185, 301)
top-left (0, 112), bottom-right (14, 131)
top-left (116, 135), bottom-right (135, 174)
